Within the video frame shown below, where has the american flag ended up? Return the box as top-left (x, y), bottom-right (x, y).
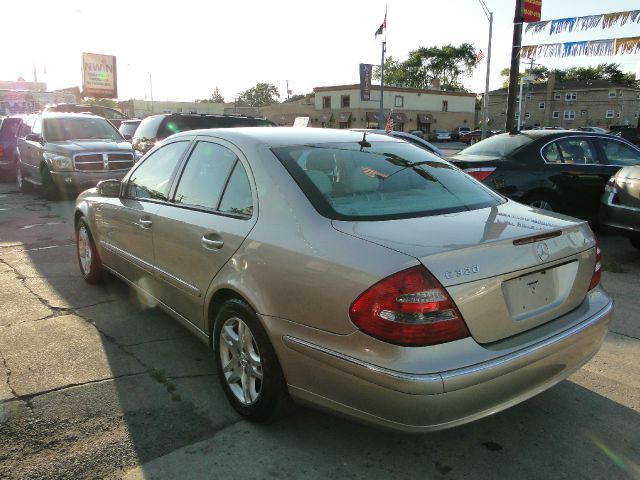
top-left (385, 112), bottom-right (394, 133)
top-left (475, 50), bottom-right (486, 65)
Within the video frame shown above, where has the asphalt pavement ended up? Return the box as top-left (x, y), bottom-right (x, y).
top-left (0, 177), bottom-right (638, 480)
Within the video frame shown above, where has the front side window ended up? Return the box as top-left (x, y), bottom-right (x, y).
top-left (273, 142), bottom-right (502, 221)
top-left (32, 117), bottom-right (43, 135)
top-left (126, 141), bottom-right (189, 200)
top-left (18, 117), bottom-right (34, 138)
top-left (598, 138), bottom-right (640, 167)
top-left (174, 142), bottom-right (237, 210)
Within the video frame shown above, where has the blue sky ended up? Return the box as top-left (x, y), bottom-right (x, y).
top-left (2, 0), bottom-right (639, 102)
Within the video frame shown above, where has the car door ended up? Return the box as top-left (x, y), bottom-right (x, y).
top-left (95, 140), bottom-right (190, 294)
top-left (151, 138), bottom-right (257, 329)
top-left (541, 136), bottom-right (605, 218)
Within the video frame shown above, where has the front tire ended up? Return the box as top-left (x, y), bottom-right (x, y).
top-left (41, 165), bottom-right (59, 200)
top-left (76, 218), bottom-right (103, 284)
top-left (214, 299), bottom-right (288, 422)
top-left (16, 163), bottom-right (32, 192)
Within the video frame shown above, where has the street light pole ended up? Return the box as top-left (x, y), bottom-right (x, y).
top-left (479, 0), bottom-right (493, 140)
top-left (149, 74), bottom-right (154, 114)
top-left (506, 0), bottom-right (524, 132)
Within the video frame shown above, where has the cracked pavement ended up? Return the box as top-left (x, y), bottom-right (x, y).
top-left (0, 181), bottom-right (639, 480)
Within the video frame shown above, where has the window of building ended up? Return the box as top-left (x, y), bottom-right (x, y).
top-left (552, 111), bottom-right (559, 119)
top-left (619, 91), bottom-right (623, 98)
top-left (606, 110), bottom-right (614, 118)
top-left (563, 111), bottom-right (575, 120)
top-left (442, 100), bottom-right (448, 112)
top-left (539, 101), bottom-right (545, 109)
top-left (635, 111), bottom-right (639, 118)
top-left (322, 96), bottom-right (331, 109)
top-left (525, 112), bottom-right (530, 118)
top-left (565, 92), bottom-right (577, 101)
top-left (554, 93), bottom-right (561, 100)
top-left (526, 93), bottom-right (532, 100)
top-left (515, 112), bottom-right (520, 119)
top-left (616, 111), bottom-right (621, 118)
top-left (340, 95), bottom-right (350, 108)
top-left (394, 95), bottom-right (404, 108)
top-left (608, 91), bottom-right (616, 98)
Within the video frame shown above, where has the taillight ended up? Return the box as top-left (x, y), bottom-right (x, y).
top-left (465, 167), bottom-right (496, 182)
top-left (349, 266), bottom-right (470, 346)
top-left (588, 243), bottom-right (602, 291)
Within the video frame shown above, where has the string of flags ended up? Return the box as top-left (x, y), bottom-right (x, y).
top-left (475, 50), bottom-right (486, 65)
top-left (521, 36), bottom-right (640, 59)
top-left (525, 10), bottom-right (640, 35)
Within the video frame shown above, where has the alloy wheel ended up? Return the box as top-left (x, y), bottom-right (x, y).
top-left (218, 316), bottom-right (263, 405)
top-left (77, 224), bottom-right (92, 276)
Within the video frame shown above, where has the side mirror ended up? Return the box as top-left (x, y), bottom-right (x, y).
top-left (25, 133), bottom-right (43, 143)
top-left (97, 179), bottom-right (122, 198)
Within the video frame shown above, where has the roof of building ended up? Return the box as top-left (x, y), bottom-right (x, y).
top-left (314, 84), bottom-right (477, 97)
top-left (489, 79), bottom-right (638, 95)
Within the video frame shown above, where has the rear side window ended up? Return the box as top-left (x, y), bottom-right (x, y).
top-left (598, 138), bottom-right (640, 167)
top-left (543, 137), bottom-right (597, 164)
top-left (159, 116), bottom-right (224, 139)
top-left (272, 142), bottom-right (502, 221)
top-left (133, 115), bottom-right (165, 141)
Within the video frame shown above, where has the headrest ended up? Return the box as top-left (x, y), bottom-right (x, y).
top-left (349, 167), bottom-right (380, 193)
top-left (307, 150), bottom-right (335, 173)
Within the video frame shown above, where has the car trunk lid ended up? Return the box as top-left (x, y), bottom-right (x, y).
top-left (333, 201), bottom-right (597, 343)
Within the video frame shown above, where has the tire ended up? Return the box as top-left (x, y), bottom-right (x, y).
top-left (41, 165), bottom-right (59, 200)
top-left (76, 218), bottom-right (104, 284)
top-left (16, 163), bottom-right (32, 192)
top-left (630, 237), bottom-right (640, 250)
top-left (470, 137), bottom-right (477, 145)
top-left (214, 299), bottom-right (288, 422)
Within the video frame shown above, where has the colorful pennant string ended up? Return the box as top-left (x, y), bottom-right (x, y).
top-left (525, 10), bottom-right (640, 35)
top-left (521, 37), bottom-right (640, 58)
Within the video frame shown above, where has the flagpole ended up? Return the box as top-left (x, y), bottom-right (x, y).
top-left (482, 11), bottom-right (493, 140)
top-left (378, 6), bottom-right (387, 129)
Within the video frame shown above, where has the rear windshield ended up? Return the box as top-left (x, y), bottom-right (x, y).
top-left (0, 118), bottom-right (22, 140)
top-left (460, 133), bottom-right (533, 157)
top-left (43, 117), bottom-right (123, 142)
top-left (272, 142), bottom-right (503, 221)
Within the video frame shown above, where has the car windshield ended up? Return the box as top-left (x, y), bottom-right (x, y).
top-left (272, 141), bottom-right (502, 221)
top-left (44, 117), bottom-right (122, 142)
top-left (460, 133), bottom-right (534, 157)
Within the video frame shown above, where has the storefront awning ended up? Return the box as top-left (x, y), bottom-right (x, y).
top-left (319, 112), bottom-right (333, 123)
top-left (391, 112), bottom-right (407, 123)
top-left (270, 113), bottom-right (298, 125)
top-left (417, 113), bottom-right (433, 123)
top-left (338, 111), bottom-right (352, 122)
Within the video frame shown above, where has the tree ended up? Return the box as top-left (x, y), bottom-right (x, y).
top-left (196, 86), bottom-right (225, 103)
top-left (373, 43), bottom-right (477, 91)
top-left (238, 83), bottom-right (280, 107)
top-left (500, 66), bottom-right (549, 87)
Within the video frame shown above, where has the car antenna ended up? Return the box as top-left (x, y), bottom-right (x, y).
top-left (358, 131), bottom-right (371, 150)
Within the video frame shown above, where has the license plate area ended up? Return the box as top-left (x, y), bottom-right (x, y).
top-left (503, 268), bottom-right (559, 321)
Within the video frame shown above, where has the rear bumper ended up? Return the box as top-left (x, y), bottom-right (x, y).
top-left (50, 169), bottom-right (129, 192)
top-left (599, 194), bottom-right (640, 238)
top-left (275, 291), bottom-right (613, 432)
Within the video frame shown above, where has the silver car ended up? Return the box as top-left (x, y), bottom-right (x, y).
top-left (600, 165), bottom-right (640, 249)
top-left (74, 128), bottom-right (613, 432)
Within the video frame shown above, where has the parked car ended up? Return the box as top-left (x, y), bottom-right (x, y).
top-left (600, 165), bottom-right (640, 249)
top-left (451, 126), bottom-right (471, 141)
top-left (132, 113), bottom-right (277, 155)
top-left (74, 127), bottom-right (611, 431)
top-left (43, 104), bottom-right (130, 128)
top-left (0, 116), bottom-right (23, 179)
top-left (433, 129), bottom-right (451, 142)
top-left (460, 129), bottom-right (495, 145)
top-left (119, 119), bottom-right (142, 141)
top-left (448, 130), bottom-right (640, 222)
top-left (576, 126), bottom-right (609, 134)
top-left (350, 128), bottom-right (444, 157)
top-left (16, 112), bottom-right (137, 199)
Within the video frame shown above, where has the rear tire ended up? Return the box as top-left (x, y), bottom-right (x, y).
top-left (76, 218), bottom-right (104, 284)
top-left (41, 165), bottom-right (59, 200)
top-left (213, 299), bottom-right (288, 422)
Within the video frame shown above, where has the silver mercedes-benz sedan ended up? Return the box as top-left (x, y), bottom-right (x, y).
top-left (74, 128), bottom-right (613, 432)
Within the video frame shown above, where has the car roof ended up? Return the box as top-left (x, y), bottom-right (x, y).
top-left (37, 112), bottom-right (106, 120)
top-left (168, 126), bottom-right (407, 147)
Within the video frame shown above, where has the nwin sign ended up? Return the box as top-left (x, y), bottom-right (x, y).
top-left (82, 52), bottom-right (117, 99)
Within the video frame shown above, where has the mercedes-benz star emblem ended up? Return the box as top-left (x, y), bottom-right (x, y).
top-left (536, 241), bottom-right (550, 262)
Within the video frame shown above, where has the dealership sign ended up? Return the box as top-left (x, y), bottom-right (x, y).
top-left (522, 0), bottom-right (542, 23)
top-left (82, 52), bottom-right (117, 98)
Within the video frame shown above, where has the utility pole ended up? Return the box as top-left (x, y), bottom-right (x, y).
top-left (505, 0), bottom-right (524, 132)
top-left (379, 41), bottom-right (386, 129)
top-left (478, 0), bottom-right (493, 140)
top-left (286, 80), bottom-right (291, 101)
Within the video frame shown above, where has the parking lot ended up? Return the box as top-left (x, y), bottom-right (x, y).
top-left (0, 176), bottom-right (639, 480)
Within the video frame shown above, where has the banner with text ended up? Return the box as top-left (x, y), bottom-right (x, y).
top-left (523, 0), bottom-right (542, 23)
top-left (359, 63), bottom-right (373, 101)
top-left (82, 52), bottom-right (117, 98)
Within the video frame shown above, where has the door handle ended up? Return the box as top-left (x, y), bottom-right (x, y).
top-left (201, 236), bottom-right (224, 249)
top-left (138, 218), bottom-right (153, 228)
